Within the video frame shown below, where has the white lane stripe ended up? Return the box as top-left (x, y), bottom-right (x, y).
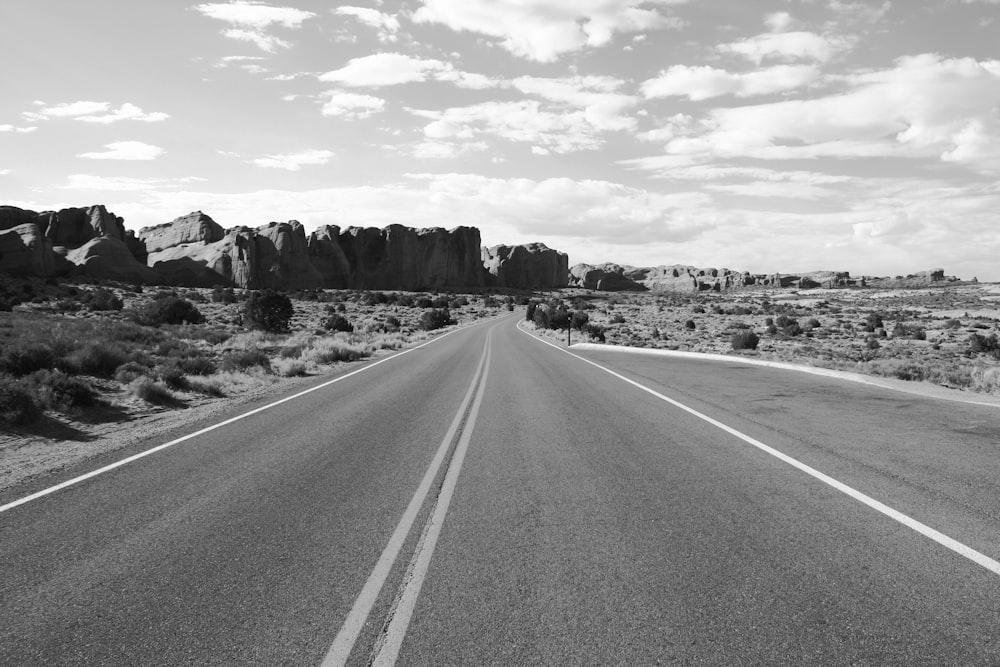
top-left (370, 329), bottom-right (492, 666)
top-left (321, 327), bottom-right (493, 667)
top-left (519, 323), bottom-right (1000, 577)
top-left (0, 324), bottom-right (475, 516)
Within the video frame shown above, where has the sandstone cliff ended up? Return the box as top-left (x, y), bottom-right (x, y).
top-left (483, 243), bottom-right (569, 289)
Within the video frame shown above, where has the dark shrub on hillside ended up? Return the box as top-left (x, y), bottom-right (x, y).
top-left (24, 370), bottom-right (99, 414)
top-left (0, 378), bottom-right (40, 424)
top-left (968, 333), bottom-right (1000, 356)
top-left (525, 301), bottom-right (538, 322)
top-left (244, 290), bottom-right (294, 333)
top-left (583, 323), bottom-right (606, 342)
top-left (892, 322), bottom-right (927, 340)
top-left (415, 296), bottom-right (434, 308)
top-left (220, 349), bottom-right (271, 373)
top-left (323, 313), bottom-right (354, 333)
top-left (61, 342), bottom-right (130, 377)
top-left (865, 312), bottom-right (884, 332)
top-left (549, 305), bottom-right (570, 330)
top-left (158, 364), bottom-right (189, 391)
top-left (419, 308), bottom-right (453, 331)
top-left (532, 306), bottom-right (550, 329)
top-left (385, 315), bottom-right (401, 332)
top-left (114, 361), bottom-right (150, 384)
top-left (176, 354), bottom-right (217, 376)
top-left (685, 319), bottom-right (696, 330)
top-left (82, 287), bottom-right (123, 312)
top-left (211, 286), bottom-right (238, 304)
top-left (129, 378), bottom-right (176, 405)
top-left (609, 313), bottom-right (626, 324)
top-left (731, 330), bottom-right (760, 351)
top-left (132, 296), bottom-right (205, 326)
top-left (570, 310), bottom-right (590, 330)
top-left (0, 343), bottom-right (55, 376)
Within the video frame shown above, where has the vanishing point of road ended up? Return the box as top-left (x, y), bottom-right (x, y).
top-left (4, 313), bottom-right (1000, 665)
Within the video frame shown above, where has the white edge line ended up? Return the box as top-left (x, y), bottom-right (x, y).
top-left (519, 323), bottom-right (1000, 577)
top-left (371, 329), bottom-right (492, 666)
top-left (321, 327), bottom-right (494, 667)
top-left (525, 322), bottom-right (1000, 408)
top-left (0, 324), bottom-right (477, 516)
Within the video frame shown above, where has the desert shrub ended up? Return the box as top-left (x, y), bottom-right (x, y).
top-left (279, 343), bottom-right (307, 359)
top-left (866, 336), bottom-right (881, 350)
top-left (157, 364), bottom-right (189, 391)
top-left (114, 361), bottom-right (150, 384)
top-left (944, 319), bottom-right (963, 329)
top-left (525, 301), bottom-right (538, 322)
top-left (570, 310), bottom-right (590, 330)
top-left (274, 358), bottom-right (307, 377)
top-left (0, 343), bottom-right (55, 376)
top-left (384, 315), bottom-right (401, 332)
top-left (303, 339), bottom-right (370, 364)
top-left (362, 291), bottom-right (390, 306)
top-left (220, 349), bottom-right (271, 373)
top-left (323, 313), bottom-right (354, 333)
top-left (533, 306), bottom-right (550, 329)
top-left (449, 296), bottom-right (469, 309)
top-left (685, 319), bottom-right (696, 330)
top-left (731, 330), bottom-right (760, 351)
top-left (892, 322), bottom-right (926, 340)
top-left (244, 289), bottom-right (294, 333)
top-left (968, 333), bottom-right (1000, 356)
top-left (583, 323), bottom-right (606, 342)
top-left (82, 287), bottom-right (124, 312)
top-left (61, 342), bottom-right (129, 377)
top-left (128, 378), bottom-right (175, 405)
top-left (431, 295), bottom-right (450, 308)
top-left (211, 286), bottom-right (238, 303)
top-left (971, 365), bottom-right (1000, 394)
top-left (766, 324), bottom-right (778, 335)
top-left (184, 290), bottom-right (207, 303)
top-left (415, 296), bottom-right (434, 308)
top-left (187, 378), bottom-right (225, 397)
top-left (420, 308), bottom-right (453, 331)
top-left (132, 295), bottom-right (205, 327)
top-left (806, 318), bottom-right (821, 329)
top-left (0, 378), bottom-right (40, 424)
top-left (609, 313), bottom-right (626, 325)
top-left (865, 312), bottom-right (884, 332)
top-left (24, 369), bottom-right (99, 414)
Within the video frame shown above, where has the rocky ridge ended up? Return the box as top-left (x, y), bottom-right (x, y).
top-left (569, 263), bottom-right (959, 293)
top-left (0, 204), bottom-right (569, 290)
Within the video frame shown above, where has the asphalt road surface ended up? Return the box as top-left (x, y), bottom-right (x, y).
top-left (4, 313), bottom-right (1000, 665)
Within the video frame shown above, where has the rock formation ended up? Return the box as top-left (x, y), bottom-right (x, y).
top-left (139, 211), bottom-right (224, 254)
top-left (66, 237), bottom-right (160, 284)
top-left (0, 223), bottom-right (55, 277)
top-left (569, 263), bottom-right (646, 291)
top-left (307, 225), bottom-right (352, 288)
top-left (483, 243), bottom-right (569, 289)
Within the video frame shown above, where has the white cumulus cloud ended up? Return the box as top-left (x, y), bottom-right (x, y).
top-left (319, 52), bottom-right (496, 89)
top-left (334, 7), bottom-right (400, 42)
top-left (78, 141), bottom-right (165, 161)
top-left (412, 0), bottom-right (687, 62)
top-left (321, 91), bottom-right (386, 119)
top-left (250, 148), bottom-right (334, 170)
top-left (194, 1), bottom-right (316, 52)
top-left (720, 31), bottom-right (853, 64)
top-left (642, 64), bottom-right (820, 100)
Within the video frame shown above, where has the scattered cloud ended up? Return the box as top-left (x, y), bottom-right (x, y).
top-left (321, 91), bottom-right (386, 119)
top-left (250, 148), bottom-right (334, 170)
top-left (193, 1), bottom-right (316, 52)
top-left (649, 54), bottom-right (1000, 173)
top-left (24, 101), bottom-right (168, 123)
top-left (510, 75), bottom-right (638, 131)
top-left (78, 141), bottom-right (165, 161)
top-left (412, 0), bottom-right (687, 62)
top-left (411, 140), bottom-right (488, 159)
top-left (334, 6), bottom-right (400, 42)
top-left (720, 30), bottom-right (854, 64)
top-left (641, 64), bottom-right (820, 100)
top-left (62, 174), bottom-right (207, 191)
top-left (0, 124), bottom-right (37, 133)
top-left (319, 52), bottom-right (494, 88)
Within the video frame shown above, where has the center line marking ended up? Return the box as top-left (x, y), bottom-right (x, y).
top-left (520, 322), bottom-right (1000, 578)
top-left (321, 325), bottom-right (495, 667)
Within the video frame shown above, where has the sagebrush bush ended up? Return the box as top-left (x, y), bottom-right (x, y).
top-left (220, 349), bottom-right (271, 373)
top-left (24, 369), bottom-right (100, 414)
top-left (131, 296), bottom-right (205, 326)
top-left (129, 378), bottom-right (175, 405)
top-left (274, 358), bottom-right (307, 377)
top-left (83, 288), bottom-right (123, 312)
top-left (731, 330), bottom-right (760, 351)
top-left (419, 308), bottom-right (452, 331)
top-left (244, 289), bottom-right (294, 333)
top-left (323, 313), bottom-right (354, 333)
top-left (0, 377), bottom-right (40, 424)
top-left (176, 354), bottom-right (216, 376)
top-left (61, 342), bottom-right (129, 377)
top-left (303, 339), bottom-right (370, 364)
top-left (0, 343), bottom-right (55, 376)
top-left (158, 365), bottom-right (189, 391)
top-left (114, 361), bottom-right (150, 384)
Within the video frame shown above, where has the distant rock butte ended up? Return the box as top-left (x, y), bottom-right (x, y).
top-left (569, 263), bottom-right (958, 292)
top-left (0, 204), bottom-right (568, 290)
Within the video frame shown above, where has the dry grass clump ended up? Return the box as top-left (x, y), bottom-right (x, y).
top-left (274, 358), bottom-right (308, 377)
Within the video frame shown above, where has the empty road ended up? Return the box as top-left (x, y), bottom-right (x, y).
top-left (3, 313), bottom-right (1000, 665)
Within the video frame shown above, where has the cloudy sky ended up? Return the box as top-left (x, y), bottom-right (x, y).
top-left (2, 1), bottom-right (999, 279)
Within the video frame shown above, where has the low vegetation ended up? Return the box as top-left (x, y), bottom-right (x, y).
top-left (524, 284), bottom-right (1000, 395)
top-left (0, 278), bottom-right (517, 429)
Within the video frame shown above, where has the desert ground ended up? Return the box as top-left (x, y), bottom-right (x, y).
top-left (4, 277), bottom-right (1000, 492)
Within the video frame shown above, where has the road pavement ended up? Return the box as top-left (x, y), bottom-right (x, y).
top-left (3, 313), bottom-right (1000, 665)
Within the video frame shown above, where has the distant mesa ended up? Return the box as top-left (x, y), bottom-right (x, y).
top-left (0, 204), bottom-right (570, 291)
top-left (568, 263), bottom-right (959, 292)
